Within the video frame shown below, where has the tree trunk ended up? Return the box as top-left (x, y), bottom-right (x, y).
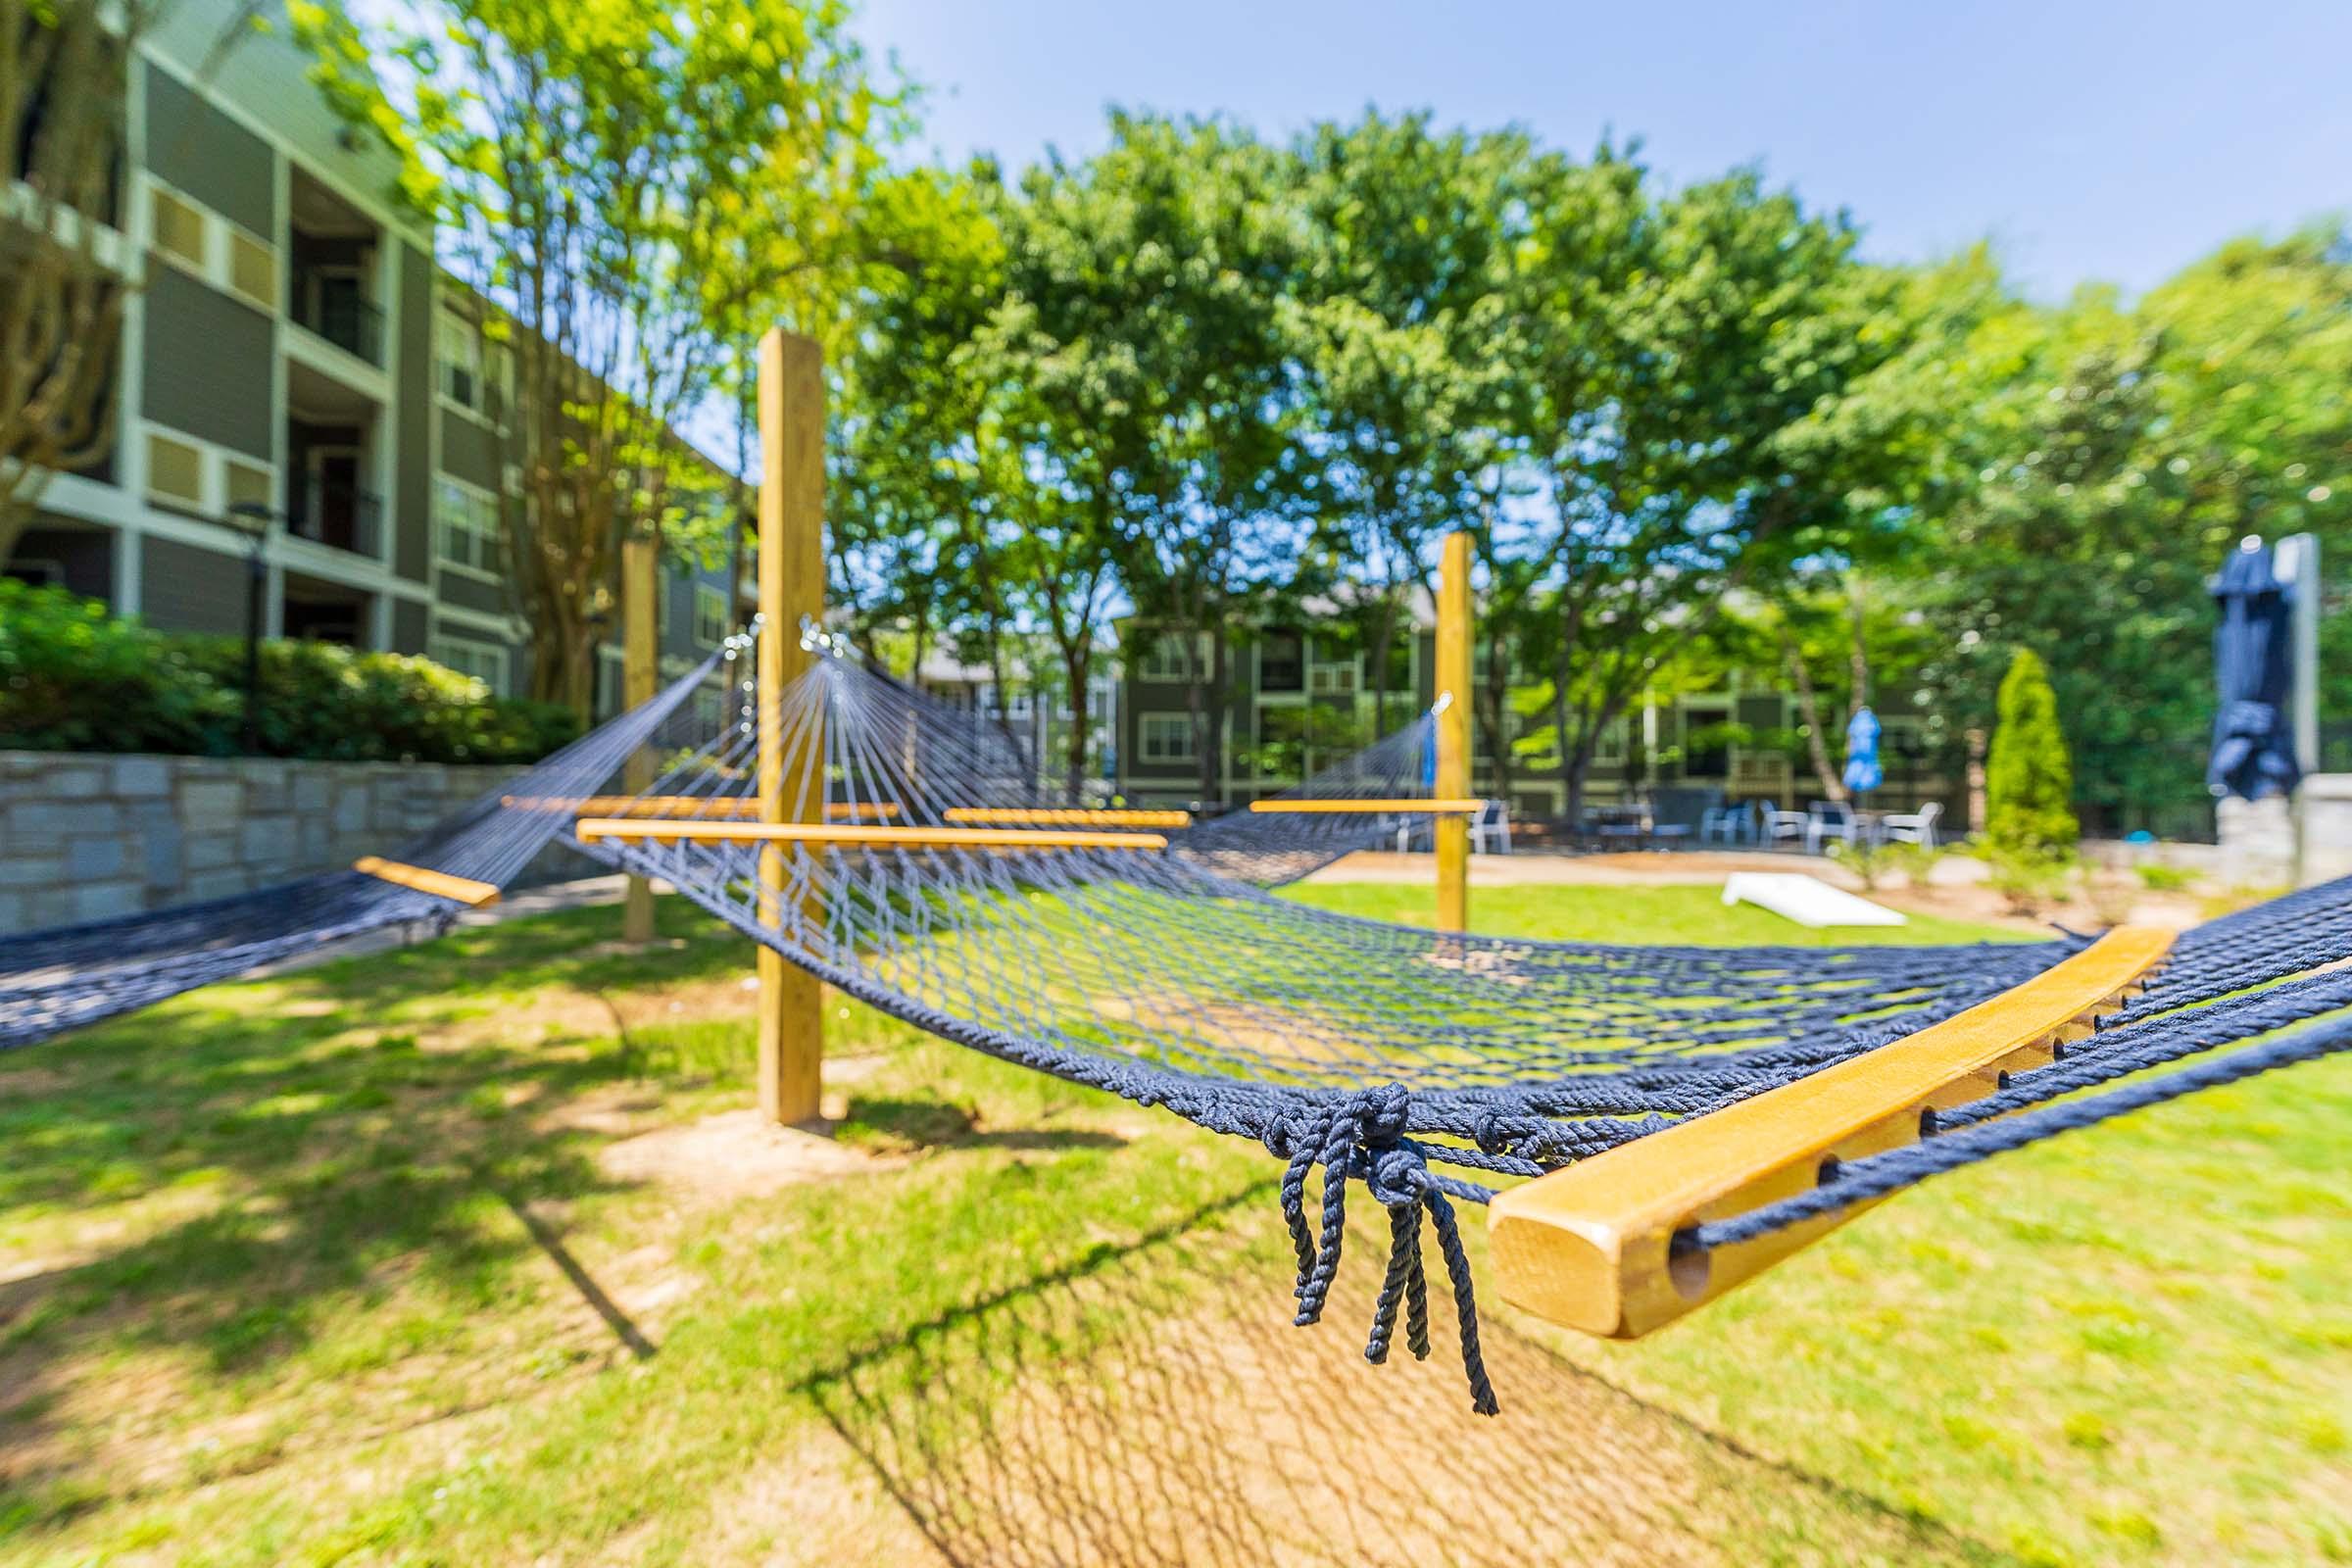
top-left (1369, 595), bottom-right (1397, 735)
top-left (1200, 618), bottom-right (1230, 807)
top-left (1062, 645), bottom-right (1093, 799)
top-left (1783, 630), bottom-right (1845, 803)
top-left (1847, 575), bottom-right (1871, 718)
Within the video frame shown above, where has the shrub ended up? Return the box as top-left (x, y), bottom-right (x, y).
top-left (0, 582), bottom-right (579, 764)
top-left (1985, 648), bottom-right (2079, 860)
top-left (2135, 862), bottom-right (2197, 894)
top-left (1829, 837), bottom-right (1941, 892)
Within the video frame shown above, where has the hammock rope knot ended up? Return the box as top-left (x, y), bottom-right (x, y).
top-left (1274, 1085), bottom-right (1499, 1415)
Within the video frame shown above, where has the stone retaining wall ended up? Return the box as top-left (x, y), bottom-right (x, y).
top-left (0, 751), bottom-right (559, 934)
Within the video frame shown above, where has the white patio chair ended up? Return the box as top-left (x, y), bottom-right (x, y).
top-left (1699, 803), bottom-right (1744, 844)
top-left (1880, 800), bottom-right (1942, 849)
top-left (1763, 807), bottom-right (1809, 850)
top-left (1805, 800), bottom-right (1858, 856)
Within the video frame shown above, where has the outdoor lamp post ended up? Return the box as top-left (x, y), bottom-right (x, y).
top-left (223, 501), bottom-right (275, 754)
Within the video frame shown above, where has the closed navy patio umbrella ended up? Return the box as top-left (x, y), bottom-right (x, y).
top-left (2207, 538), bottom-right (2302, 801)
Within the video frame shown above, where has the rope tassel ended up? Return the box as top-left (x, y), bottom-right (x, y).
top-left (1275, 1087), bottom-right (1499, 1415)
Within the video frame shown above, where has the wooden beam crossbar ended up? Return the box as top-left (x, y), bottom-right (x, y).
top-left (943, 808), bottom-right (1193, 828)
top-left (574, 819), bottom-right (1168, 852)
top-left (1247, 798), bottom-right (1487, 815)
top-left (353, 856), bottom-right (501, 908)
top-left (1488, 925), bottom-right (2176, 1340)
top-left (504, 795), bottom-right (900, 821)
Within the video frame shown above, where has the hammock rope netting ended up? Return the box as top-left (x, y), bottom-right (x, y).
top-left (5, 628), bottom-right (2349, 1412)
top-left (0, 648), bottom-right (728, 1049)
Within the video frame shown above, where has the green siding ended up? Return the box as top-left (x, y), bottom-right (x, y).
top-left (438, 408), bottom-right (501, 489)
top-left (144, 68), bottom-right (274, 236)
top-left (394, 246), bottom-right (434, 583)
top-left (141, 267), bottom-right (273, 459)
top-left (139, 536), bottom-right (248, 636)
top-left (436, 570), bottom-right (504, 615)
top-left (389, 598), bottom-right (428, 655)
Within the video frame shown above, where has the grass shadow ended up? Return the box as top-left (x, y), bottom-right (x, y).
top-left (0, 899), bottom-right (740, 1515)
top-left (802, 1203), bottom-right (2029, 1568)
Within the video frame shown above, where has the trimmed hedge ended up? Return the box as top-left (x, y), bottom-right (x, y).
top-left (0, 582), bottom-right (579, 764)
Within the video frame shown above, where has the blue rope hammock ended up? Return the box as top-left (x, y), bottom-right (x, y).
top-left (7, 632), bottom-right (2347, 1410)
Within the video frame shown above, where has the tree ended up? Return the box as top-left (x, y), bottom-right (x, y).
top-left (1877, 228), bottom-right (2350, 834)
top-left (1506, 153), bottom-right (1900, 822)
top-left (1290, 113), bottom-right (1519, 730)
top-left (1985, 647), bottom-right (2078, 859)
top-left (995, 114), bottom-right (1311, 803)
top-left (298, 0), bottom-right (910, 716)
top-left (0, 0), bottom-right (158, 563)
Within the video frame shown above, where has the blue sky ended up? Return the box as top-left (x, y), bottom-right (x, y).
top-left (854, 0), bottom-right (2350, 299)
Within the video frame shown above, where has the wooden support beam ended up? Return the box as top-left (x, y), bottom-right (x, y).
top-left (575, 820), bottom-right (1168, 852)
top-left (1247, 798), bottom-right (1487, 814)
top-left (759, 328), bottom-right (827, 1126)
top-left (1435, 531), bottom-right (1472, 932)
top-left (943, 807), bottom-right (1193, 828)
top-left (353, 856), bottom-right (501, 907)
top-left (1487, 925), bottom-right (2175, 1340)
top-left (509, 796), bottom-right (900, 820)
top-left (620, 533), bottom-right (659, 945)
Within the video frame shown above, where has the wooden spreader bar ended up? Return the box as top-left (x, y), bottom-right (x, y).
top-left (1488, 925), bottom-right (2174, 1340)
top-left (1248, 798), bottom-right (1486, 814)
top-left (573, 819), bottom-right (1168, 853)
top-left (352, 856), bottom-right (502, 907)
top-left (505, 795), bottom-right (899, 821)
top-left (944, 808), bottom-right (1194, 828)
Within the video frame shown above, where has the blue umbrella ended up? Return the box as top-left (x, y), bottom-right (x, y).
top-left (1842, 705), bottom-right (1883, 797)
top-left (2207, 539), bottom-right (2301, 801)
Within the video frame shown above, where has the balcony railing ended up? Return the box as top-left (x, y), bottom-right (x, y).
top-left (290, 275), bottom-right (385, 366)
top-left (287, 478), bottom-right (382, 558)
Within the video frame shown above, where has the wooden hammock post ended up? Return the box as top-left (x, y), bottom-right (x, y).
top-left (757, 328), bottom-right (826, 1125)
top-left (1435, 531), bottom-right (1473, 932)
top-left (620, 533), bottom-right (659, 946)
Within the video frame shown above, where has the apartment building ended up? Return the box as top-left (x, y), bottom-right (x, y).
top-left (1115, 607), bottom-right (1958, 821)
top-left (914, 649), bottom-right (1121, 790)
top-left (3, 0), bottom-right (737, 720)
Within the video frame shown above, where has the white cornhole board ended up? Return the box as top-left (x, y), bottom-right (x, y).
top-left (1722, 871), bottom-right (1907, 928)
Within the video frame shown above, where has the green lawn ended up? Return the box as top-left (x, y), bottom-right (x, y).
top-left (0, 882), bottom-right (2344, 1565)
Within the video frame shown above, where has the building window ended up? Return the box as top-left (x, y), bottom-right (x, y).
top-left (693, 583), bottom-right (727, 647)
top-left (146, 180), bottom-right (276, 312)
top-left (1592, 717), bottom-right (1628, 766)
top-left (226, 229), bottom-right (276, 312)
top-left (223, 457), bottom-right (272, 514)
top-left (1259, 630), bottom-right (1303, 693)
top-left (1308, 660), bottom-right (1358, 696)
top-left (148, 185), bottom-right (205, 270)
top-left (436, 312), bottom-right (481, 410)
top-left (145, 431), bottom-right (205, 509)
top-left (1139, 712), bottom-right (1196, 764)
top-left (434, 475), bottom-right (502, 576)
top-left (1135, 634), bottom-right (1197, 683)
top-left (429, 633), bottom-right (509, 695)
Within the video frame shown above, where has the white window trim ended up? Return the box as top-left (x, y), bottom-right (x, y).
top-left (142, 174), bottom-right (277, 314)
top-left (142, 423), bottom-right (277, 519)
top-left (693, 582), bottom-right (727, 647)
top-left (435, 308), bottom-right (513, 429)
top-left (1139, 712), bottom-right (1197, 764)
top-left (433, 471), bottom-right (504, 581)
top-left (1136, 632), bottom-right (1203, 684)
top-left (429, 632), bottom-right (510, 695)
top-left (1308, 660), bottom-right (1359, 696)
